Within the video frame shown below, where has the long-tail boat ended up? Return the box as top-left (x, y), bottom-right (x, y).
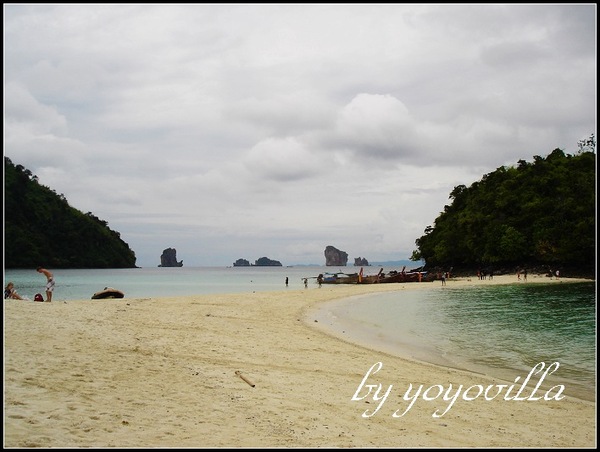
top-left (317, 272), bottom-right (359, 284)
top-left (357, 267), bottom-right (384, 284)
top-left (378, 266), bottom-right (434, 283)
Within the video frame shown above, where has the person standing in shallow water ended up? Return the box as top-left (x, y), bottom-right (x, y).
top-left (36, 267), bottom-right (55, 302)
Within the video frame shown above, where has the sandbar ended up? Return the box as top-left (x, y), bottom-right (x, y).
top-left (4, 274), bottom-right (596, 447)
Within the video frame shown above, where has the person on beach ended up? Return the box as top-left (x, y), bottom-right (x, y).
top-left (36, 266), bottom-right (55, 302)
top-left (4, 282), bottom-right (24, 300)
top-left (441, 272), bottom-right (446, 286)
top-left (285, 277), bottom-right (289, 287)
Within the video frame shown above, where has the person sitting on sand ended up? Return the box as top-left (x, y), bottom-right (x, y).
top-left (4, 282), bottom-right (25, 300)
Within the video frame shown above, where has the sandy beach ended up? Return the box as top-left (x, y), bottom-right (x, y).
top-left (4, 274), bottom-right (596, 448)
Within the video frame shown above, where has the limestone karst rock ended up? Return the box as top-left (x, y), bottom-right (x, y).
top-left (159, 248), bottom-right (183, 267)
top-left (324, 246), bottom-right (348, 266)
top-left (354, 257), bottom-right (369, 266)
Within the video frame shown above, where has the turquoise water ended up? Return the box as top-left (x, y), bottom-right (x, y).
top-left (2, 266), bottom-right (332, 300)
top-left (314, 282), bottom-right (596, 401)
top-left (4, 267), bottom-right (595, 400)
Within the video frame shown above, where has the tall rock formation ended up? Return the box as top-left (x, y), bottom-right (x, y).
top-left (159, 248), bottom-right (183, 267)
top-left (354, 257), bottom-right (370, 266)
top-left (324, 246), bottom-right (348, 266)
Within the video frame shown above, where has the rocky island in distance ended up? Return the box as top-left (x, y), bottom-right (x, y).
top-left (158, 248), bottom-right (183, 267)
top-left (233, 257), bottom-right (282, 267)
top-left (233, 247), bottom-right (372, 268)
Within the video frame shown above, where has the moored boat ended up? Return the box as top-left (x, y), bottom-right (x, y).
top-left (378, 267), bottom-right (434, 283)
top-left (317, 272), bottom-right (359, 284)
top-left (357, 267), bottom-right (384, 284)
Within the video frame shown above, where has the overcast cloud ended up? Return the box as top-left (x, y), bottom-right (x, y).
top-left (3, 4), bottom-right (596, 267)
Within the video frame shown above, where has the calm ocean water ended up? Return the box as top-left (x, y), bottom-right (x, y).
top-left (4, 267), bottom-right (596, 400)
top-left (314, 281), bottom-right (596, 401)
top-left (3, 266), bottom-right (331, 300)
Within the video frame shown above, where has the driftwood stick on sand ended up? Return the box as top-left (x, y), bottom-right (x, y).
top-left (235, 370), bottom-right (256, 387)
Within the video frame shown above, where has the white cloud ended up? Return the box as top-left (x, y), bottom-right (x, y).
top-left (243, 137), bottom-right (322, 182)
top-left (4, 4), bottom-right (596, 266)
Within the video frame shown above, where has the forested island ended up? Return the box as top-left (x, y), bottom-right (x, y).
top-left (412, 147), bottom-right (596, 276)
top-left (4, 141), bottom-right (595, 274)
top-left (233, 257), bottom-right (282, 266)
top-left (4, 157), bottom-right (137, 268)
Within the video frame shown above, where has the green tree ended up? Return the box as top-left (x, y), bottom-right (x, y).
top-left (4, 157), bottom-right (137, 268)
top-left (413, 148), bottom-right (595, 273)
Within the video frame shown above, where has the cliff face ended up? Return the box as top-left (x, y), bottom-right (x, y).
top-left (354, 257), bottom-right (370, 266)
top-left (324, 246), bottom-right (348, 266)
top-left (159, 248), bottom-right (183, 267)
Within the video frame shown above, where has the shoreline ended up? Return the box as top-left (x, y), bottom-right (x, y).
top-left (4, 276), bottom-right (596, 447)
top-left (308, 275), bottom-right (596, 403)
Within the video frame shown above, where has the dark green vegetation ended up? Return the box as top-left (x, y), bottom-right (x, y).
top-left (412, 148), bottom-right (596, 276)
top-left (232, 257), bottom-right (282, 266)
top-left (254, 257), bottom-right (282, 266)
top-left (4, 157), bottom-right (137, 268)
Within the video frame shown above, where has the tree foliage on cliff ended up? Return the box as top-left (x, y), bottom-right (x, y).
top-left (4, 157), bottom-right (137, 268)
top-left (254, 257), bottom-right (282, 266)
top-left (413, 148), bottom-right (596, 272)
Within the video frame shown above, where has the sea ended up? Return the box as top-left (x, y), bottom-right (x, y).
top-left (4, 266), bottom-right (596, 401)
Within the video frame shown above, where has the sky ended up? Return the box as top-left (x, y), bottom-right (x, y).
top-left (3, 4), bottom-right (597, 268)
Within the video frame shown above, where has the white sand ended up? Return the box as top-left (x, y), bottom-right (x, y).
top-left (4, 274), bottom-right (596, 447)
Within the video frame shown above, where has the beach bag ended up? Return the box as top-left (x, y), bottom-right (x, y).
top-left (34, 293), bottom-right (44, 302)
